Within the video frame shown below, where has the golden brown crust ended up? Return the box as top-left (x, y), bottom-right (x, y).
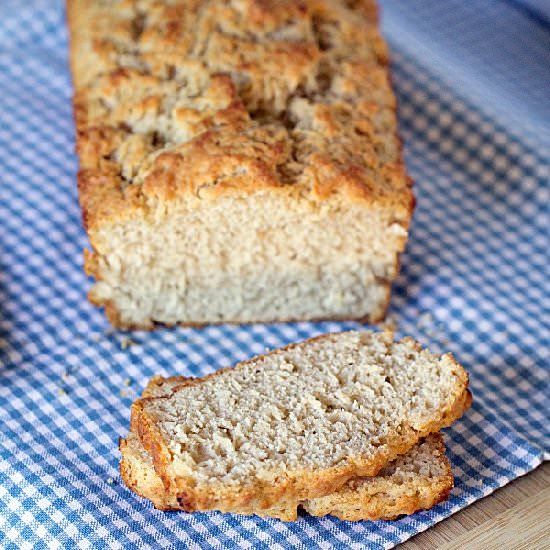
top-left (119, 436), bottom-right (174, 512)
top-left (306, 475), bottom-right (453, 521)
top-left (130, 333), bottom-right (470, 514)
top-left (68, 0), bottom-right (412, 227)
top-left (142, 375), bottom-right (191, 398)
top-left (340, 474), bottom-right (453, 521)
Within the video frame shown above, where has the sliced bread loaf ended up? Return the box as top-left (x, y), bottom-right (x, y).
top-left (121, 375), bottom-right (454, 520)
top-left (69, 0), bottom-right (413, 328)
top-left (126, 331), bottom-right (470, 518)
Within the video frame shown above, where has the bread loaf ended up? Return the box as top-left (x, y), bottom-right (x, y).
top-left (67, 0), bottom-right (413, 328)
top-left (121, 331), bottom-right (470, 519)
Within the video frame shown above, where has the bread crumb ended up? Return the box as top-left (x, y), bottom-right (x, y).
top-left (120, 337), bottom-right (135, 350)
top-left (123, 378), bottom-right (132, 386)
top-left (380, 316), bottom-right (398, 332)
top-left (418, 312), bottom-right (433, 327)
top-left (107, 477), bottom-right (114, 485)
top-left (120, 389), bottom-right (130, 397)
top-left (57, 388), bottom-right (67, 396)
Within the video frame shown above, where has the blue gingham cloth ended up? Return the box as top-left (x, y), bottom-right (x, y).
top-left (0, 1), bottom-right (548, 548)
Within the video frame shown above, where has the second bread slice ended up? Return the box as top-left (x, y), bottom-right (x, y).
top-left (129, 331), bottom-right (470, 517)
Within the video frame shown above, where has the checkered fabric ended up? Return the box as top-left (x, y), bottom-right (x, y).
top-left (0, 0), bottom-right (548, 548)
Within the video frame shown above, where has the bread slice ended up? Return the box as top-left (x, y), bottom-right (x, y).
top-left (302, 433), bottom-right (453, 521)
top-left (67, 0), bottom-right (413, 328)
top-left (125, 331), bottom-right (470, 519)
top-left (121, 375), bottom-right (454, 520)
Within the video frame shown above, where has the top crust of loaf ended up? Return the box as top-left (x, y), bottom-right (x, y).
top-left (131, 331), bottom-right (471, 513)
top-left (67, 0), bottom-right (413, 232)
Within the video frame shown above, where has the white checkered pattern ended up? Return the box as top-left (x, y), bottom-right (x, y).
top-left (0, 1), bottom-right (547, 548)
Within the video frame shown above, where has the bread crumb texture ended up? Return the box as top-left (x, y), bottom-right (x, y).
top-left (68, 0), bottom-right (413, 327)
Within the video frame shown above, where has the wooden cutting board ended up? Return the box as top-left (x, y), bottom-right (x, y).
top-left (401, 462), bottom-right (550, 550)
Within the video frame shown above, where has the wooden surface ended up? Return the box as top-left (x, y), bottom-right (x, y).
top-left (401, 462), bottom-right (550, 550)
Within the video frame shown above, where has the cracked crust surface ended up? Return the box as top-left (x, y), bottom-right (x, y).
top-left (68, 0), bottom-right (411, 227)
top-left (67, 0), bottom-right (414, 328)
top-left (120, 331), bottom-right (470, 520)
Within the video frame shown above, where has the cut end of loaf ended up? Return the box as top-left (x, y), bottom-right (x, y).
top-left (86, 195), bottom-right (408, 328)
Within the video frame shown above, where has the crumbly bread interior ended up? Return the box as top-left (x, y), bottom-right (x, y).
top-left (68, 0), bottom-right (413, 328)
top-left (131, 331), bottom-right (469, 514)
top-left (137, 332), bottom-right (466, 484)
top-left (89, 198), bottom-right (406, 327)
